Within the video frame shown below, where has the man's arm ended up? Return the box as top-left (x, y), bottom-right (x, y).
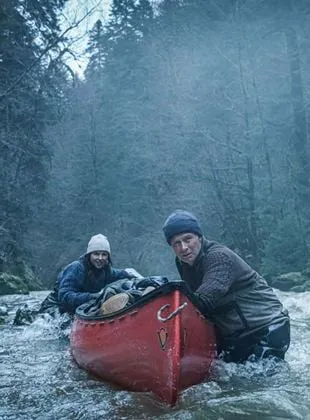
top-left (196, 252), bottom-right (234, 313)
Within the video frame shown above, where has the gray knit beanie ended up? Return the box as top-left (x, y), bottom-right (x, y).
top-left (162, 210), bottom-right (203, 245)
top-left (86, 234), bottom-right (111, 255)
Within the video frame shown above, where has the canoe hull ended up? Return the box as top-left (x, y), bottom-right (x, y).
top-left (70, 289), bottom-right (217, 405)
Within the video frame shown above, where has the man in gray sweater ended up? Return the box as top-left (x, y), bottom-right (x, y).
top-left (163, 210), bottom-right (290, 363)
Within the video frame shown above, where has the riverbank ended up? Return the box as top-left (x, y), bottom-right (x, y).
top-left (1, 268), bottom-right (310, 297)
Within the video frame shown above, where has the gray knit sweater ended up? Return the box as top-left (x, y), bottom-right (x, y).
top-left (176, 238), bottom-right (288, 338)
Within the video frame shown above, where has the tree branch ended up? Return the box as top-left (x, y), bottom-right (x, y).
top-left (0, 2), bottom-right (101, 99)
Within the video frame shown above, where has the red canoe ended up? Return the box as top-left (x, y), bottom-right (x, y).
top-left (70, 281), bottom-right (217, 406)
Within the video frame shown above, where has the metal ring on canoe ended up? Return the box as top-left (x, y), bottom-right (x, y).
top-left (157, 302), bottom-right (188, 322)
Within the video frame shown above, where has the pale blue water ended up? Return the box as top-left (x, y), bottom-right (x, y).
top-left (0, 290), bottom-right (309, 419)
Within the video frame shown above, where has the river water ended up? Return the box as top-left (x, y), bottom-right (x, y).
top-left (0, 290), bottom-right (309, 420)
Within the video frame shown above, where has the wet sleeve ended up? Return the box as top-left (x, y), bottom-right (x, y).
top-left (196, 251), bottom-right (234, 313)
top-left (58, 262), bottom-right (94, 314)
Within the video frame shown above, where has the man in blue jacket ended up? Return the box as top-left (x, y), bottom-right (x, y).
top-left (58, 234), bottom-right (135, 315)
top-left (163, 210), bottom-right (290, 363)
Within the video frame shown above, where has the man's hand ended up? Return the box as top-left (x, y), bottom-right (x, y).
top-left (193, 292), bottom-right (207, 313)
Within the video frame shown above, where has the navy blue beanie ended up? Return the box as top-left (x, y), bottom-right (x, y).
top-left (163, 210), bottom-right (203, 245)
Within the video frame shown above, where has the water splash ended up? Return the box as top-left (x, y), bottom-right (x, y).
top-left (1, 290), bottom-right (310, 419)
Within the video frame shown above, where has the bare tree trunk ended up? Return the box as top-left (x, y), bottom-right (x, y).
top-left (284, 26), bottom-right (310, 219)
top-left (236, 1), bottom-right (260, 265)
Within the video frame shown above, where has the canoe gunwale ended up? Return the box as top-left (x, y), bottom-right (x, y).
top-left (75, 279), bottom-right (203, 322)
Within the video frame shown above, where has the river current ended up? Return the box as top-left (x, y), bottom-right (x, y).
top-left (0, 290), bottom-right (309, 420)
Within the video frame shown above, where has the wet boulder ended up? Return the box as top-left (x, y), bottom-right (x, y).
top-left (13, 304), bottom-right (38, 326)
top-left (0, 273), bottom-right (29, 295)
top-left (290, 280), bottom-right (310, 293)
top-left (0, 304), bottom-right (8, 324)
top-left (0, 304), bottom-right (8, 316)
top-left (18, 262), bottom-right (43, 291)
top-left (270, 272), bottom-right (310, 292)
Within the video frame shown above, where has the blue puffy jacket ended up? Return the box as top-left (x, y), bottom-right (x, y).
top-left (58, 255), bottom-right (131, 314)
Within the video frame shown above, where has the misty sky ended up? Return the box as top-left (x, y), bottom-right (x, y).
top-left (63, 0), bottom-right (111, 75)
top-left (63, 0), bottom-right (163, 75)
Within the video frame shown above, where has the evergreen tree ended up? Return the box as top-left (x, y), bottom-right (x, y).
top-left (85, 19), bottom-right (110, 78)
top-left (0, 0), bottom-right (68, 278)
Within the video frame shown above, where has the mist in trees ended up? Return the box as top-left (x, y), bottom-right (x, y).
top-left (1, 0), bottom-right (310, 288)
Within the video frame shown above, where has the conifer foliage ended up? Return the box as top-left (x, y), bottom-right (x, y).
top-left (2, 0), bottom-right (310, 287)
top-left (0, 0), bottom-right (68, 275)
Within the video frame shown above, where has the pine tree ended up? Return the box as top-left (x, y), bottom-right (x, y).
top-left (85, 20), bottom-right (110, 78)
top-left (0, 0), bottom-right (68, 278)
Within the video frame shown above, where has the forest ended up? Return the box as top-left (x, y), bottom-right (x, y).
top-left (1, 0), bottom-right (310, 293)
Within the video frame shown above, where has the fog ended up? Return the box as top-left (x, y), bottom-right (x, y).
top-left (1, 0), bottom-right (309, 287)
